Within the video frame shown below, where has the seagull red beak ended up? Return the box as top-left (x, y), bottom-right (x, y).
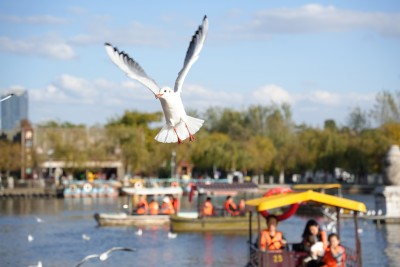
top-left (156, 93), bottom-right (163, 99)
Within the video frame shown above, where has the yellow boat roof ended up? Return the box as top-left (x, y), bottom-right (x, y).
top-left (292, 184), bottom-right (341, 190)
top-left (246, 190), bottom-right (366, 213)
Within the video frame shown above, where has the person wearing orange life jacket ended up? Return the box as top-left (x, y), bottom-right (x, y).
top-left (201, 197), bottom-right (215, 217)
top-left (160, 196), bottom-right (175, 214)
top-left (259, 214), bottom-right (287, 251)
top-left (171, 196), bottom-right (179, 213)
top-left (321, 233), bottom-right (346, 267)
top-left (148, 199), bottom-right (159, 215)
top-left (224, 195), bottom-right (240, 216)
top-left (136, 195), bottom-right (148, 215)
top-left (238, 199), bottom-right (246, 216)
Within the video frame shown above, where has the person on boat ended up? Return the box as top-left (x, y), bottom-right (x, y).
top-left (224, 195), bottom-right (240, 216)
top-left (149, 199), bottom-right (159, 215)
top-left (161, 196), bottom-right (175, 214)
top-left (238, 199), bottom-right (246, 216)
top-left (201, 197), bottom-right (215, 217)
top-left (136, 195), bottom-right (148, 215)
top-left (301, 219), bottom-right (328, 266)
top-left (171, 196), bottom-right (179, 213)
top-left (321, 233), bottom-right (346, 267)
top-left (259, 214), bottom-right (287, 251)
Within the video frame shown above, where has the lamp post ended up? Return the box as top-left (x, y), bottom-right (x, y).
top-left (170, 151), bottom-right (176, 179)
top-left (47, 149), bottom-right (54, 179)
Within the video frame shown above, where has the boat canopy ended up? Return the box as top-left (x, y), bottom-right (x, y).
top-left (122, 186), bottom-right (183, 196)
top-left (195, 182), bottom-right (258, 195)
top-left (246, 190), bottom-right (366, 213)
top-left (292, 183), bottom-right (341, 190)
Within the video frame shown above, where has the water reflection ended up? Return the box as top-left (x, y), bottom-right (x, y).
top-left (384, 224), bottom-right (400, 267)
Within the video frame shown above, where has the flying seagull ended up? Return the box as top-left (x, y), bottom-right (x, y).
top-left (105, 16), bottom-right (208, 144)
top-left (27, 261), bottom-right (42, 267)
top-left (27, 234), bottom-right (34, 242)
top-left (0, 93), bottom-right (14, 103)
top-left (75, 247), bottom-right (136, 267)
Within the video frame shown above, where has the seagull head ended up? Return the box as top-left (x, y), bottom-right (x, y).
top-left (156, 87), bottom-right (173, 99)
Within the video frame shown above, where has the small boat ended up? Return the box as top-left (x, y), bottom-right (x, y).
top-left (94, 212), bottom-right (171, 227)
top-left (94, 186), bottom-right (183, 227)
top-left (245, 190), bottom-right (366, 267)
top-left (170, 213), bottom-right (261, 232)
top-left (170, 182), bottom-right (262, 233)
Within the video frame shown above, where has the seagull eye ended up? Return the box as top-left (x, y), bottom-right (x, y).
top-left (164, 90), bottom-right (167, 93)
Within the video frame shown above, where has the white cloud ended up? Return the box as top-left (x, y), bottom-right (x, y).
top-left (182, 84), bottom-right (243, 108)
top-left (309, 90), bottom-right (340, 105)
top-left (252, 84), bottom-right (293, 104)
top-left (0, 36), bottom-right (75, 60)
top-left (19, 74), bottom-right (378, 126)
top-left (232, 4), bottom-right (400, 38)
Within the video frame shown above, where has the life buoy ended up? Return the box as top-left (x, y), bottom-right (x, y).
top-left (171, 181), bottom-right (179, 188)
top-left (259, 187), bottom-right (299, 221)
top-left (134, 181), bottom-right (143, 189)
top-left (83, 183), bottom-right (93, 193)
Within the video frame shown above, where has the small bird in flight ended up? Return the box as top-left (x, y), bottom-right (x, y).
top-left (75, 247), bottom-right (136, 267)
top-left (105, 16), bottom-right (208, 144)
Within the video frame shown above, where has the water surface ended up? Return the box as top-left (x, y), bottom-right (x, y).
top-left (0, 194), bottom-right (398, 267)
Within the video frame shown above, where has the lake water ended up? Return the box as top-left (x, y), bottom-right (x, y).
top-left (0, 194), bottom-right (399, 267)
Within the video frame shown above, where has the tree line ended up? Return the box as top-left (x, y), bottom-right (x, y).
top-left (0, 90), bottom-right (399, 182)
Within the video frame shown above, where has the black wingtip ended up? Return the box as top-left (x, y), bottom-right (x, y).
top-left (203, 15), bottom-right (207, 20)
top-left (104, 42), bottom-right (111, 47)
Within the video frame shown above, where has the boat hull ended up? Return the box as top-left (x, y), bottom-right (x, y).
top-left (94, 213), bottom-right (170, 227)
top-left (170, 214), bottom-right (266, 233)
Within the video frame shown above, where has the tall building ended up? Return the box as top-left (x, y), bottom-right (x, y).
top-left (1, 89), bottom-right (28, 131)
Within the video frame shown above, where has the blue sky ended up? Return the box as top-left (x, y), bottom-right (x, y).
top-left (0, 1), bottom-right (399, 127)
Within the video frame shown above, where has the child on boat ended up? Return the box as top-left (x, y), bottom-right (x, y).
top-left (321, 233), bottom-right (346, 267)
top-left (259, 214), bottom-right (287, 251)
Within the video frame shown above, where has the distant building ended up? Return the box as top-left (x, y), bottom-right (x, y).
top-left (1, 89), bottom-right (28, 131)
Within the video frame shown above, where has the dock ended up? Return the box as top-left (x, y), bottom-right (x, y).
top-left (0, 187), bottom-right (61, 198)
top-left (341, 213), bottom-right (400, 224)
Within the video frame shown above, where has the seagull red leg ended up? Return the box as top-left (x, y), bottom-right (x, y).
top-left (173, 128), bottom-right (183, 144)
top-left (185, 124), bottom-right (195, 142)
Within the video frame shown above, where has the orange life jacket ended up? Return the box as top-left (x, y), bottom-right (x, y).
top-left (149, 201), bottom-right (159, 215)
top-left (322, 246), bottom-right (346, 267)
top-left (136, 200), bottom-right (148, 214)
top-left (161, 202), bottom-right (175, 214)
top-left (320, 230), bottom-right (328, 250)
top-left (172, 198), bottom-right (179, 212)
top-left (202, 201), bottom-right (214, 216)
top-left (224, 200), bottom-right (239, 215)
top-left (260, 230), bottom-right (284, 251)
top-left (239, 200), bottom-right (245, 212)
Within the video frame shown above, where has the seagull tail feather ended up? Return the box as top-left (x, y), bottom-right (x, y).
top-left (154, 116), bottom-right (204, 143)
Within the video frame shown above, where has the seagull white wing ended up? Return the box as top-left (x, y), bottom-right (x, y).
top-left (106, 247), bottom-right (136, 254)
top-left (75, 254), bottom-right (99, 267)
top-left (174, 16), bottom-right (208, 93)
top-left (105, 43), bottom-right (160, 96)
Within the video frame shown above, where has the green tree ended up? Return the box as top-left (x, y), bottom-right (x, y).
top-left (370, 90), bottom-right (400, 125)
